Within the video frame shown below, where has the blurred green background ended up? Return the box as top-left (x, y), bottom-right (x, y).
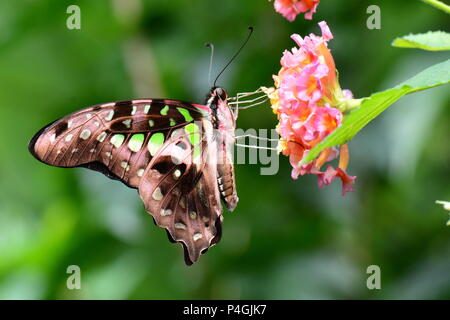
top-left (0, 0), bottom-right (449, 299)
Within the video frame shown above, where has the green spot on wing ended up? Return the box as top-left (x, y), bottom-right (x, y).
top-left (128, 133), bottom-right (145, 152)
top-left (177, 107), bottom-right (194, 122)
top-left (184, 123), bottom-right (200, 146)
top-left (160, 105), bottom-right (169, 116)
top-left (184, 123), bottom-right (202, 160)
top-left (192, 145), bottom-right (202, 160)
top-left (170, 118), bottom-right (176, 126)
top-left (110, 134), bottom-right (125, 148)
top-left (148, 132), bottom-right (165, 156)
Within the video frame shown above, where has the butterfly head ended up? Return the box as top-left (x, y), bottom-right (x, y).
top-left (206, 86), bottom-right (228, 105)
top-left (206, 86), bottom-right (238, 123)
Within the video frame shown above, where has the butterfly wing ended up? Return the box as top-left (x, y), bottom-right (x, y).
top-left (138, 119), bottom-right (223, 264)
top-left (29, 99), bottom-right (222, 264)
top-left (29, 99), bottom-right (208, 187)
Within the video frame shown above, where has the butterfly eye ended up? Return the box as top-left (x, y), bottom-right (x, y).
top-left (215, 87), bottom-right (227, 101)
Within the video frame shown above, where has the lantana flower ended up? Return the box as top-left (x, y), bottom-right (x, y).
top-left (272, 0), bottom-right (320, 21)
top-left (264, 21), bottom-right (361, 195)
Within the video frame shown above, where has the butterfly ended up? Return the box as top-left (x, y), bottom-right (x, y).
top-left (28, 86), bottom-right (240, 265)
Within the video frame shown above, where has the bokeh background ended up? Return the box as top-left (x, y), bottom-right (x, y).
top-left (0, 0), bottom-right (449, 299)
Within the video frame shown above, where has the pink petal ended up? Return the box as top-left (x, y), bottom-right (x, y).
top-left (318, 21), bottom-right (333, 41)
top-left (342, 89), bottom-right (353, 99)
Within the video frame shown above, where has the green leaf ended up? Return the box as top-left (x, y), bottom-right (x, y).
top-left (398, 58), bottom-right (450, 92)
top-left (301, 59), bottom-right (450, 165)
top-left (392, 31), bottom-right (450, 51)
top-left (420, 0), bottom-right (450, 15)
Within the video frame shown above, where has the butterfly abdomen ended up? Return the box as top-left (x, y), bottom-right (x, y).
top-left (217, 162), bottom-right (238, 211)
top-left (214, 115), bottom-right (239, 211)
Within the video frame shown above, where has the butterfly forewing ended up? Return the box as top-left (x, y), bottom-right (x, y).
top-left (29, 99), bottom-right (206, 187)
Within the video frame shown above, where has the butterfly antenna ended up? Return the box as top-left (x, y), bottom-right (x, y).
top-left (205, 42), bottom-right (214, 86)
top-left (213, 26), bottom-right (254, 87)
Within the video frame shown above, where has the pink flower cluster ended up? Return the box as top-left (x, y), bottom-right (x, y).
top-left (266, 22), bottom-right (356, 195)
top-left (273, 0), bottom-right (320, 21)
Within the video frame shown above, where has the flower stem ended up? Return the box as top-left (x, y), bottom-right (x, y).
top-left (420, 0), bottom-right (450, 14)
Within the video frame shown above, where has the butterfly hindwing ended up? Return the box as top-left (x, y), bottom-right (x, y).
top-left (138, 120), bottom-right (223, 264)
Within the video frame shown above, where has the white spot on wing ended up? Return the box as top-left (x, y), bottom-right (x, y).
top-left (105, 110), bottom-right (114, 121)
top-left (173, 169), bottom-right (181, 180)
top-left (122, 119), bottom-right (132, 128)
top-left (152, 187), bottom-right (163, 201)
top-left (175, 222), bottom-right (186, 230)
top-left (120, 161), bottom-right (130, 171)
top-left (97, 132), bottom-right (107, 142)
top-left (193, 233), bottom-right (203, 241)
top-left (80, 129), bottom-right (91, 140)
top-left (65, 134), bottom-right (73, 142)
top-left (160, 208), bottom-right (172, 216)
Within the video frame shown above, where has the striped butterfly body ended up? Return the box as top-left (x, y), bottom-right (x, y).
top-left (29, 87), bottom-right (238, 265)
